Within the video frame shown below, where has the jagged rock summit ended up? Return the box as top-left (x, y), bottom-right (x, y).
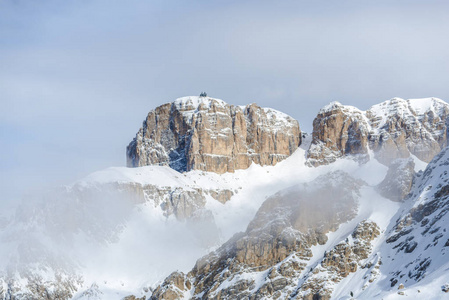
top-left (127, 96), bottom-right (301, 174)
top-left (308, 97), bottom-right (449, 166)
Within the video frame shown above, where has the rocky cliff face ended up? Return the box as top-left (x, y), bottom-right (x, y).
top-left (149, 146), bottom-right (449, 300)
top-left (307, 97), bottom-right (449, 166)
top-left (307, 102), bottom-right (371, 166)
top-left (151, 171), bottom-right (364, 299)
top-left (383, 146), bottom-right (449, 289)
top-left (376, 158), bottom-right (415, 202)
top-left (127, 96), bottom-right (301, 174)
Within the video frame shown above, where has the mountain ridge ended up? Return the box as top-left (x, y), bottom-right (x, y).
top-left (308, 97), bottom-right (449, 166)
top-left (2, 96), bottom-right (449, 299)
top-left (126, 96), bottom-right (301, 174)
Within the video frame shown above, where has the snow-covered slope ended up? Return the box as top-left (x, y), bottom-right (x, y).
top-left (0, 135), bottom-right (391, 299)
top-left (3, 97), bottom-right (449, 300)
top-left (149, 148), bottom-right (449, 300)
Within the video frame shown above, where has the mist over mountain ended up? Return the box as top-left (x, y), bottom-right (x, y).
top-left (1, 96), bottom-right (449, 299)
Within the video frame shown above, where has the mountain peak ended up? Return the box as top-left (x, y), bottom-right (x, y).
top-left (308, 97), bottom-right (449, 166)
top-left (126, 96), bottom-right (301, 173)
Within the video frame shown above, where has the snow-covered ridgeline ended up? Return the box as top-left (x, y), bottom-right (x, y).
top-left (3, 97), bottom-right (449, 299)
top-left (308, 97), bottom-right (449, 166)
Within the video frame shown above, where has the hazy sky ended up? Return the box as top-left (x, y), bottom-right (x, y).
top-left (1, 0), bottom-right (449, 201)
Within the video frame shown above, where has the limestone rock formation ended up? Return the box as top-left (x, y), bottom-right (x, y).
top-left (307, 102), bottom-right (371, 166)
top-left (308, 97), bottom-right (449, 166)
top-left (127, 96), bottom-right (301, 174)
top-left (150, 272), bottom-right (191, 300)
top-left (151, 171), bottom-right (364, 299)
top-left (376, 158), bottom-right (415, 201)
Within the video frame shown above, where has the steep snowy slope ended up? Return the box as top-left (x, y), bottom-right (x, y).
top-left (149, 167), bottom-right (399, 299)
top-left (146, 98), bottom-right (449, 300)
top-left (0, 136), bottom-right (390, 299)
top-left (328, 146), bottom-right (449, 300)
top-left (370, 146), bottom-right (449, 299)
top-left (2, 97), bottom-right (449, 300)
top-left (150, 146), bottom-right (449, 300)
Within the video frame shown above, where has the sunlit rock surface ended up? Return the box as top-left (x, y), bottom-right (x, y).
top-left (307, 102), bottom-right (371, 167)
top-left (149, 146), bottom-right (449, 299)
top-left (5, 97), bottom-right (449, 300)
top-left (127, 96), bottom-right (301, 174)
top-left (308, 97), bottom-right (449, 166)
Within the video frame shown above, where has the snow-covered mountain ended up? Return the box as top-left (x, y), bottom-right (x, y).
top-left (307, 97), bottom-right (449, 166)
top-left (2, 96), bottom-right (449, 299)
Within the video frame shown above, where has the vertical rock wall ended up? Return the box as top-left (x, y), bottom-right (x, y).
top-left (127, 96), bottom-right (301, 173)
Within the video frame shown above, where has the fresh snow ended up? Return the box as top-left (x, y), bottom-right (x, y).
top-left (0, 137), bottom-right (394, 298)
top-left (320, 101), bottom-right (364, 116)
top-left (316, 97), bottom-right (448, 167)
top-left (368, 97), bottom-right (448, 132)
top-left (3, 97), bottom-right (449, 299)
top-left (74, 97), bottom-right (449, 299)
top-left (410, 153), bottom-right (429, 172)
top-left (407, 97), bottom-right (446, 115)
top-left (173, 96), bottom-right (227, 110)
top-left (171, 96), bottom-right (297, 129)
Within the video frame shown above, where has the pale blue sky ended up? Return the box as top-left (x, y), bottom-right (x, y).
top-left (1, 0), bottom-right (449, 202)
